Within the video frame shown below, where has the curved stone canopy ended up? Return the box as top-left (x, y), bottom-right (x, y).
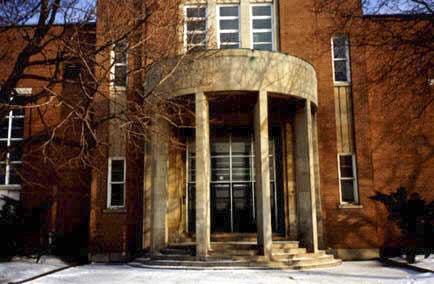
top-left (144, 49), bottom-right (317, 105)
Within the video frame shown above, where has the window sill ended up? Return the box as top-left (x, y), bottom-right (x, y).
top-left (333, 81), bottom-right (351, 87)
top-left (0, 185), bottom-right (21, 191)
top-left (110, 86), bottom-right (127, 93)
top-left (103, 208), bottom-right (127, 214)
top-left (338, 204), bottom-right (363, 209)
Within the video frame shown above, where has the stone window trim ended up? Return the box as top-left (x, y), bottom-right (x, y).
top-left (250, 3), bottom-right (275, 51)
top-left (110, 41), bottom-right (128, 91)
top-left (331, 34), bottom-right (352, 84)
top-left (337, 153), bottom-right (359, 205)
top-left (217, 4), bottom-right (241, 49)
top-left (0, 88), bottom-right (30, 190)
top-left (184, 5), bottom-right (208, 52)
top-left (107, 157), bottom-right (126, 209)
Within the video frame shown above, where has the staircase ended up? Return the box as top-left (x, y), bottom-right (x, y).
top-left (130, 237), bottom-right (341, 270)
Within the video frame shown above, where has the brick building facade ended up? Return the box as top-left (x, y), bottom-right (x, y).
top-left (0, 0), bottom-right (432, 265)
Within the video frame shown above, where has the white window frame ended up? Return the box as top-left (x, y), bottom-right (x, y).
top-left (184, 5), bottom-right (208, 52)
top-left (107, 157), bottom-right (126, 208)
top-left (217, 4), bottom-right (241, 49)
top-left (331, 35), bottom-right (351, 84)
top-left (337, 153), bottom-right (359, 204)
top-left (250, 3), bottom-right (275, 51)
top-left (110, 41), bottom-right (128, 90)
top-left (0, 90), bottom-right (27, 189)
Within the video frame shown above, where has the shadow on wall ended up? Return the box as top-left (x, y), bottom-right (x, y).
top-left (370, 187), bottom-right (433, 263)
top-left (0, 195), bottom-right (88, 263)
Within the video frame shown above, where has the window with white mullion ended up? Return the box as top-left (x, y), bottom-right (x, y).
top-left (251, 4), bottom-right (274, 51)
top-left (331, 35), bottom-right (351, 83)
top-left (0, 95), bottom-right (24, 186)
top-left (338, 153), bottom-right (358, 204)
top-left (217, 5), bottom-right (240, 49)
top-left (107, 158), bottom-right (126, 208)
top-left (185, 6), bottom-right (207, 51)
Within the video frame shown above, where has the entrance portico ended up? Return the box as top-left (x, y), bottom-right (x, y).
top-left (144, 49), bottom-right (321, 259)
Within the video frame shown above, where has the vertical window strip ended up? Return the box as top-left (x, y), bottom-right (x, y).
top-left (251, 4), bottom-right (274, 51)
top-left (217, 5), bottom-right (240, 49)
top-left (108, 158), bottom-right (126, 208)
top-left (331, 35), bottom-right (351, 83)
top-left (337, 153), bottom-right (358, 204)
top-left (112, 41), bottom-right (128, 88)
top-left (0, 94), bottom-right (24, 186)
top-left (184, 5), bottom-right (207, 51)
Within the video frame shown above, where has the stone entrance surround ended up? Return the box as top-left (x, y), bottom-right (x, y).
top-left (144, 49), bottom-right (321, 259)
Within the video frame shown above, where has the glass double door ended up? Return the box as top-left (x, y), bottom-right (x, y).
top-left (188, 128), bottom-right (281, 233)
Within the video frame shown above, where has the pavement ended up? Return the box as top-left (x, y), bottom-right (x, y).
top-left (1, 260), bottom-right (433, 284)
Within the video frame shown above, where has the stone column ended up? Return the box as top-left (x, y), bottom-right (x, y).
top-left (195, 91), bottom-right (211, 258)
top-left (150, 118), bottom-right (169, 254)
top-left (240, 0), bottom-right (251, 48)
top-left (294, 100), bottom-right (319, 252)
top-left (253, 90), bottom-right (273, 259)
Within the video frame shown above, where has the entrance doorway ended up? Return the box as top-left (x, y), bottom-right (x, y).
top-left (187, 128), bottom-right (283, 233)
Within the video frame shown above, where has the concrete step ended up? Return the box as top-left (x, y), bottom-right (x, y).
top-left (272, 250), bottom-right (324, 261)
top-left (286, 254), bottom-right (335, 266)
top-left (288, 259), bottom-right (342, 270)
top-left (161, 248), bottom-right (194, 255)
top-left (210, 249), bottom-right (258, 256)
top-left (272, 247), bottom-right (307, 255)
top-left (272, 241), bottom-right (300, 249)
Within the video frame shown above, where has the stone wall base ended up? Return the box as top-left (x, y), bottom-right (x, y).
top-left (327, 248), bottom-right (380, 260)
top-left (89, 252), bottom-right (131, 263)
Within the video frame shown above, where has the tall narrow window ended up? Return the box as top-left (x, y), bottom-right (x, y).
top-left (184, 6), bottom-right (207, 51)
top-left (108, 158), bottom-right (126, 208)
top-left (338, 154), bottom-right (358, 204)
top-left (251, 4), bottom-right (274, 51)
top-left (0, 94), bottom-right (24, 186)
top-left (217, 5), bottom-right (240, 49)
top-left (112, 41), bottom-right (128, 88)
top-left (331, 35), bottom-right (351, 83)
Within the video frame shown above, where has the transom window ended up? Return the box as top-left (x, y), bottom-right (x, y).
top-left (331, 35), bottom-right (351, 83)
top-left (217, 5), bottom-right (240, 49)
top-left (251, 4), bottom-right (274, 51)
top-left (0, 94), bottom-right (25, 186)
top-left (184, 6), bottom-right (207, 51)
top-left (108, 158), bottom-right (126, 208)
top-left (112, 41), bottom-right (128, 88)
top-left (338, 154), bottom-right (358, 204)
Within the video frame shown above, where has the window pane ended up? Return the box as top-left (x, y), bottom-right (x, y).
top-left (220, 33), bottom-right (239, 43)
top-left (220, 19), bottom-right (238, 30)
top-left (187, 33), bottom-right (206, 44)
top-left (114, 42), bottom-right (127, 64)
top-left (9, 141), bottom-right (22, 161)
top-left (11, 117), bottom-right (24, 138)
top-left (221, 44), bottom-right (239, 49)
top-left (0, 163), bottom-right (5, 184)
top-left (111, 160), bottom-right (124, 182)
top-left (186, 7), bottom-right (206, 18)
top-left (253, 19), bottom-right (272, 29)
top-left (0, 141), bottom-right (7, 161)
top-left (114, 65), bottom-right (127, 87)
top-left (341, 180), bottom-right (355, 203)
top-left (0, 117), bottom-right (9, 139)
top-left (253, 32), bottom-right (272, 43)
top-left (333, 37), bottom-right (347, 59)
top-left (64, 63), bottom-right (81, 80)
top-left (340, 167), bottom-right (354, 178)
top-left (334, 60), bottom-right (348, 82)
top-left (252, 6), bottom-right (272, 16)
top-left (211, 157), bottom-right (230, 181)
top-left (9, 163), bottom-right (21, 185)
top-left (339, 155), bottom-right (353, 167)
top-left (110, 183), bottom-right (124, 206)
top-left (220, 6), bottom-right (238, 17)
top-left (232, 157), bottom-right (250, 181)
top-left (187, 20), bottom-right (206, 31)
top-left (211, 140), bottom-right (229, 155)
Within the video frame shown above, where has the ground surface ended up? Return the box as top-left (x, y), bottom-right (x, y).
top-left (1, 260), bottom-right (433, 284)
top-left (390, 255), bottom-right (434, 272)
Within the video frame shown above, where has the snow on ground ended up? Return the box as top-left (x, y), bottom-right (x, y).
top-left (0, 261), bottom-right (429, 284)
top-left (390, 255), bottom-right (434, 272)
top-left (0, 259), bottom-right (66, 284)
